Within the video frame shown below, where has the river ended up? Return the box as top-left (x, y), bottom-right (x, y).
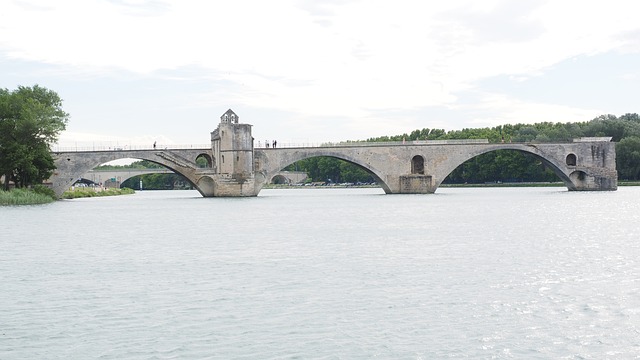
top-left (1, 187), bottom-right (639, 359)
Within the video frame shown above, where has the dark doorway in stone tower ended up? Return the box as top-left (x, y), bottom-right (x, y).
top-left (411, 155), bottom-right (425, 174)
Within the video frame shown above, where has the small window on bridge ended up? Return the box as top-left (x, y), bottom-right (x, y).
top-left (566, 153), bottom-right (577, 166)
top-left (411, 155), bottom-right (425, 174)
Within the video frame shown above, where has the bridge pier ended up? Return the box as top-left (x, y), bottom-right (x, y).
top-left (398, 175), bottom-right (434, 194)
top-left (195, 174), bottom-right (259, 197)
top-left (568, 168), bottom-right (618, 191)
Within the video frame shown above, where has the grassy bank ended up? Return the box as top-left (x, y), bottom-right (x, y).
top-left (62, 187), bottom-right (135, 199)
top-left (444, 180), bottom-right (640, 188)
top-left (0, 187), bottom-right (56, 205)
top-left (619, 181), bottom-right (640, 186)
top-left (1, 186), bottom-right (136, 205)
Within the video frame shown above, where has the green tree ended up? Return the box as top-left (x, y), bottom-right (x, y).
top-left (616, 136), bottom-right (640, 180)
top-left (0, 85), bottom-right (69, 189)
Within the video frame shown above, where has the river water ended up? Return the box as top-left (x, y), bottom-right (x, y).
top-left (1, 187), bottom-right (639, 359)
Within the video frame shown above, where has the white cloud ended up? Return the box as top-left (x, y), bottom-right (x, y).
top-left (467, 92), bottom-right (603, 127)
top-left (2, 0), bottom-right (640, 143)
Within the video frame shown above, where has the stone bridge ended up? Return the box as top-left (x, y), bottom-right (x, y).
top-left (50, 141), bottom-right (617, 198)
top-left (255, 139), bottom-right (617, 194)
top-left (48, 109), bottom-right (617, 198)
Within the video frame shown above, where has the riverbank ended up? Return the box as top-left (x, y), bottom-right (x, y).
top-left (4, 181), bottom-right (637, 205)
top-left (263, 182), bottom-right (562, 189)
top-left (441, 182), bottom-right (563, 188)
top-left (62, 187), bottom-right (135, 199)
top-left (0, 188), bottom-right (56, 205)
top-left (443, 180), bottom-right (640, 187)
top-left (264, 180), bottom-right (640, 190)
top-left (0, 186), bottom-right (135, 205)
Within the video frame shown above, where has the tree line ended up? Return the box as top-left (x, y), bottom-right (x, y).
top-left (286, 113), bottom-right (640, 183)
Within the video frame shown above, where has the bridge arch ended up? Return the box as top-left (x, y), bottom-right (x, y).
top-left (51, 149), bottom-right (214, 197)
top-left (90, 158), bottom-right (196, 190)
top-left (258, 149), bottom-right (393, 193)
top-left (433, 144), bottom-right (574, 191)
top-left (271, 174), bottom-right (288, 184)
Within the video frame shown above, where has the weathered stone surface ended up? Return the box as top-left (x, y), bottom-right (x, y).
top-left (256, 140), bottom-right (617, 194)
top-left (48, 111), bottom-right (617, 198)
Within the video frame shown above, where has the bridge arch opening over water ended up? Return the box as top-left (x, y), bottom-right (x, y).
top-left (437, 147), bottom-right (575, 191)
top-left (443, 149), bottom-right (559, 185)
top-left (88, 159), bottom-right (196, 191)
top-left (266, 153), bottom-right (389, 191)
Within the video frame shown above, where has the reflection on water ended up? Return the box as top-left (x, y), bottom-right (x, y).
top-left (1, 187), bottom-right (639, 358)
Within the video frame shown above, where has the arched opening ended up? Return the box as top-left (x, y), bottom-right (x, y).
top-left (122, 173), bottom-right (193, 190)
top-left (196, 153), bottom-right (213, 169)
top-left (72, 178), bottom-right (98, 187)
top-left (411, 155), bottom-right (425, 174)
top-left (566, 153), bottom-right (577, 166)
top-left (570, 170), bottom-right (587, 182)
top-left (89, 159), bottom-right (193, 191)
top-left (271, 175), bottom-right (288, 184)
top-left (443, 149), bottom-right (561, 185)
top-left (282, 156), bottom-right (378, 186)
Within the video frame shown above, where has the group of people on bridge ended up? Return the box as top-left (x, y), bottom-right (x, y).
top-left (262, 140), bottom-right (277, 148)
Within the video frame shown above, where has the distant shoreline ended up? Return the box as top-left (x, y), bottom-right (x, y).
top-left (263, 181), bottom-right (639, 189)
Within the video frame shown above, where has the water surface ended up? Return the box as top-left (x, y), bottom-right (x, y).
top-left (1, 187), bottom-right (639, 359)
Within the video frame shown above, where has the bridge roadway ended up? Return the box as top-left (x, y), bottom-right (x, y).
top-left (50, 138), bottom-right (618, 198)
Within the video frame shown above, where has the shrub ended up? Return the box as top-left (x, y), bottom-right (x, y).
top-left (32, 185), bottom-right (57, 200)
top-left (61, 187), bottom-right (135, 199)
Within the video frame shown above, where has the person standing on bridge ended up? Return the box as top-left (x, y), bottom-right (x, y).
top-left (153, 141), bottom-right (156, 149)
top-left (273, 140), bottom-right (277, 148)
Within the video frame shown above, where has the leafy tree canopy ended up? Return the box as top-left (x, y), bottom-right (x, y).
top-left (0, 85), bottom-right (69, 189)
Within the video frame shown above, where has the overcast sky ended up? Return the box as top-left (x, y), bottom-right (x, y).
top-left (2, 0), bottom-right (639, 149)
